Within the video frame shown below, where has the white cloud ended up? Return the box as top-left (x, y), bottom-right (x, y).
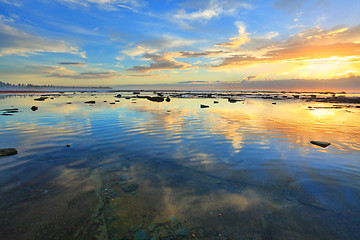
top-left (0, 23), bottom-right (87, 58)
top-left (173, 0), bottom-right (252, 26)
top-left (58, 0), bottom-right (146, 11)
top-left (0, 0), bottom-right (22, 6)
top-left (121, 45), bottom-right (157, 57)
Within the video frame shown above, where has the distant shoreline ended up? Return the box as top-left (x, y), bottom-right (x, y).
top-left (0, 90), bottom-right (53, 94)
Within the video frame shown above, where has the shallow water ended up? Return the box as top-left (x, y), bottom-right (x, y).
top-left (0, 93), bottom-right (360, 239)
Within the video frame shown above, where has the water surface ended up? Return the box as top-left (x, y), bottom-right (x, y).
top-left (1, 92), bottom-right (360, 239)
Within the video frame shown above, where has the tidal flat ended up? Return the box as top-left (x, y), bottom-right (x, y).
top-left (0, 91), bottom-right (360, 240)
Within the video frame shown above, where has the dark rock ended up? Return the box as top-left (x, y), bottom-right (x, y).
top-left (272, 102), bottom-right (276, 105)
top-left (34, 97), bottom-right (48, 101)
top-left (115, 94), bottom-right (122, 98)
top-left (147, 96), bottom-right (164, 102)
top-left (133, 91), bottom-right (140, 95)
top-left (125, 97), bottom-right (131, 100)
top-left (31, 106), bottom-right (38, 111)
top-left (104, 101), bottom-right (107, 102)
top-left (115, 100), bottom-right (120, 102)
top-left (214, 101), bottom-right (219, 104)
top-left (200, 104), bottom-right (209, 108)
top-left (134, 230), bottom-right (147, 240)
top-left (175, 228), bottom-right (188, 236)
top-left (228, 98), bottom-right (242, 103)
top-left (1, 108), bottom-right (19, 114)
top-left (84, 101), bottom-right (96, 104)
top-left (148, 223), bottom-right (156, 232)
top-left (66, 145), bottom-right (71, 147)
top-left (123, 183), bottom-right (139, 192)
top-left (166, 97), bottom-right (171, 102)
top-left (67, 102), bottom-right (72, 104)
top-left (110, 102), bottom-right (115, 104)
top-left (157, 93), bottom-right (164, 97)
top-left (120, 175), bottom-right (132, 181)
top-left (0, 148), bottom-right (17, 157)
top-left (310, 141), bottom-right (331, 148)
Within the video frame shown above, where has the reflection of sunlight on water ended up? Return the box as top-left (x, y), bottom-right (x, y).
top-left (1, 94), bottom-right (360, 239)
top-left (308, 108), bottom-right (335, 118)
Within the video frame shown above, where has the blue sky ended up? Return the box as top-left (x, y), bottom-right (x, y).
top-left (1, 0), bottom-right (360, 89)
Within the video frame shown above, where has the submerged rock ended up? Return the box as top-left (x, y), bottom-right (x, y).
top-left (200, 104), bottom-right (209, 108)
top-left (0, 148), bottom-right (17, 157)
top-left (123, 183), bottom-right (139, 192)
top-left (175, 228), bottom-right (188, 236)
top-left (310, 141), bottom-right (331, 148)
top-left (120, 175), bottom-right (131, 181)
top-left (134, 230), bottom-right (147, 240)
top-left (147, 96), bottom-right (164, 102)
top-left (31, 106), bottom-right (38, 111)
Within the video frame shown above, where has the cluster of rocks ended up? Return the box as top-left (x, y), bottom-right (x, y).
top-left (0, 108), bottom-right (19, 115)
top-left (131, 218), bottom-right (189, 240)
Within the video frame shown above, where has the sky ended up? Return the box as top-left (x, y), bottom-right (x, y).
top-left (0, 0), bottom-right (360, 90)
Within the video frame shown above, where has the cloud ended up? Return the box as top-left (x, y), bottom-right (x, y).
top-left (177, 50), bottom-right (226, 58)
top-left (0, 0), bottom-right (22, 6)
top-left (58, 62), bottom-right (86, 66)
top-left (273, 0), bottom-right (328, 12)
top-left (178, 80), bottom-right (210, 84)
top-left (127, 73), bottom-right (161, 78)
top-left (42, 66), bottom-right (119, 79)
top-left (213, 24), bottom-right (360, 69)
top-left (215, 21), bottom-right (250, 48)
top-left (58, 0), bottom-right (146, 11)
top-left (126, 52), bottom-right (194, 73)
top-left (243, 75), bottom-right (256, 81)
top-left (121, 45), bottom-right (157, 57)
top-left (0, 23), bottom-right (87, 58)
top-left (140, 34), bottom-right (200, 50)
top-left (172, 0), bottom-right (252, 27)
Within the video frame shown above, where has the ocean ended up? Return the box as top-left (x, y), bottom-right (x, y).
top-left (1, 91), bottom-right (360, 239)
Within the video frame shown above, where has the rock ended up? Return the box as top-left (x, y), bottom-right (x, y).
top-left (175, 228), bottom-right (188, 236)
top-left (228, 98), bottom-right (237, 103)
top-left (147, 96), bottom-right (164, 102)
top-left (66, 145), bottom-right (71, 147)
top-left (272, 102), bottom-right (276, 105)
top-left (148, 223), bottom-right (156, 232)
top-left (34, 97), bottom-right (47, 101)
top-left (1, 108), bottom-right (19, 114)
top-left (120, 175), bottom-right (132, 181)
top-left (31, 106), bottom-right (38, 111)
top-left (123, 183), bottom-right (139, 192)
top-left (67, 102), bottom-right (72, 104)
top-left (115, 100), bottom-right (120, 102)
top-left (110, 102), bottom-right (115, 104)
top-left (133, 91), bottom-right (140, 95)
top-left (0, 148), bottom-right (17, 157)
top-left (115, 94), bottom-right (122, 98)
top-left (134, 230), bottom-right (147, 240)
top-left (214, 101), bottom-right (219, 104)
top-left (166, 97), bottom-right (171, 102)
top-left (310, 141), bottom-right (331, 148)
top-left (84, 101), bottom-right (96, 104)
top-left (200, 104), bottom-right (209, 108)
top-left (104, 100), bottom-right (107, 102)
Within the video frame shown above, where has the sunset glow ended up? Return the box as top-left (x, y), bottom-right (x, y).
top-left (0, 0), bottom-right (359, 90)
